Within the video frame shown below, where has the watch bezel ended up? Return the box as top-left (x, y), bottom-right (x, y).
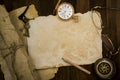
top-left (56, 2), bottom-right (74, 21)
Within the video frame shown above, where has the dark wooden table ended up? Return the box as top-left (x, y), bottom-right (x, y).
top-left (0, 0), bottom-right (120, 80)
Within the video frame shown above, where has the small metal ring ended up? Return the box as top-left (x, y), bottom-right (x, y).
top-left (90, 10), bottom-right (103, 30)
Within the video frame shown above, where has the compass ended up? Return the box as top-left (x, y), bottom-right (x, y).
top-left (94, 58), bottom-right (116, 79)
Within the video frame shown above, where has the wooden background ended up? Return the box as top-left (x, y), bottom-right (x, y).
top-left (0, 0), bottom-right (120, 80)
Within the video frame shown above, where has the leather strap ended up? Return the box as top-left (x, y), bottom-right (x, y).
top-left (102, 34), bottom-right (115, 52)
top-left (102, 34), bottom-right (120, 56)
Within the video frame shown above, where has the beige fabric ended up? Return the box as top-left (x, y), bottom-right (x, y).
top-left (9, 4), bottom-right (38, 36)
top-left (0, 5), bottom-right (35, 80)
top-left (9, 4), bottom-right (39, 47)
top-left (28, 11), bottom-right (102, 70)
top-left (0, 5), bottom-right (17, 80)
top-left (9, 4), bottom-right (57, 80)
top-left (0, 51), bottom-right (13, 80)
top-left (9, 4), bottom-right (41, 80)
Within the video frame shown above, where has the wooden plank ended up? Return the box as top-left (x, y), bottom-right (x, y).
top-left (76, 0), bottom-right (89, 13)
top-left (116, 0), bottom-right (120, 47)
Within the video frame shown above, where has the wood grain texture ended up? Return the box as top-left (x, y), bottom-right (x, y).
top-left (0, 0), bottom-right (120, 80)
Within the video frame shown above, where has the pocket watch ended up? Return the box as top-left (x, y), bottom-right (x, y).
top-left (94, 34), bottom-right (118, 79)
top-left (57, 2), bottom-right (74, 20)
top-left (94, 58), bottom-right (116, 79)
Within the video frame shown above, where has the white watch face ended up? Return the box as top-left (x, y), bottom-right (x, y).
top-left (57, 3), bottom-right (74, 20)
